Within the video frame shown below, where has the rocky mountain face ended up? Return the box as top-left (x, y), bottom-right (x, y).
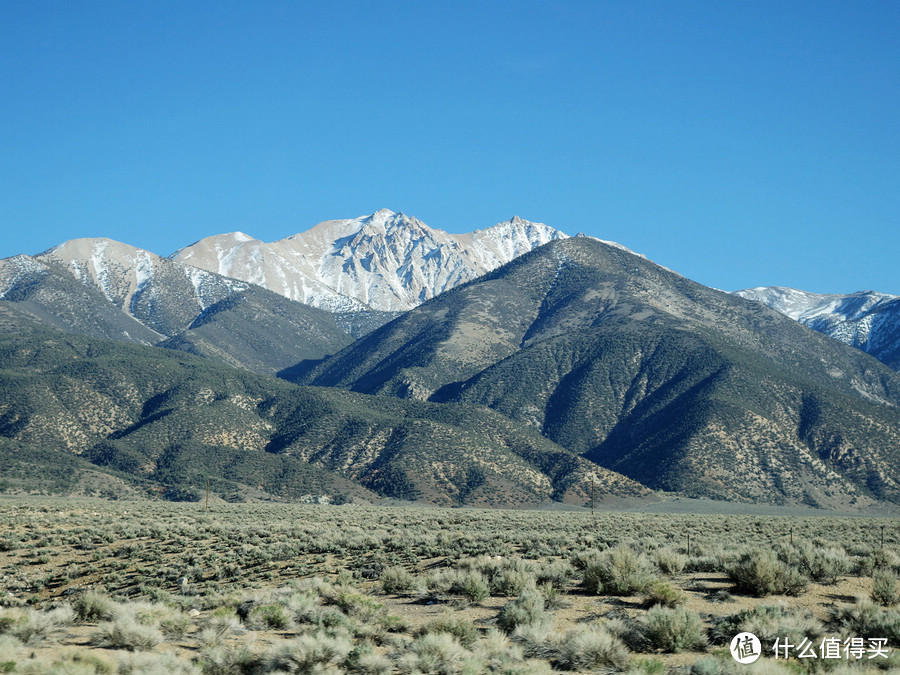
top-left (0, 209), bottom-right (567, 371)
top-left (0, 240), bottom-right (352, 374)
top-left (171, 209), bottom-right (568, 312)
top-left (296, 238), bottom-right (900, 508)
top-left (734, 287), bottom-right (900, 371)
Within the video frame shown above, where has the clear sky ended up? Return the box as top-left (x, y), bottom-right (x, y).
top-left (2, 1), bottom-right (898, 294)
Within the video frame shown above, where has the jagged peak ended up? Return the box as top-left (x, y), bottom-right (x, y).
top-left (474, 215), bottom-right (562, 236)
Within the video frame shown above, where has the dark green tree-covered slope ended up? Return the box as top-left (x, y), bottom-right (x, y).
top-left (295, 238), bottom-right (900, 507)
top-left (0, 327), bottom-right (646, 506)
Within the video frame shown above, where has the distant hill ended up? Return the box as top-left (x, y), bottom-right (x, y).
top-left (0, 243), bottom-right (352, 374)
top-left (296, 237), bottom-right (900, 508)
top-left (0, 326), bottom-right (647, 506)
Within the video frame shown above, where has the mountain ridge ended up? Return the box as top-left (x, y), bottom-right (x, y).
top-left (0, 325), bottom-right (648, 506)
top-left (295, 237), bottom-right (900, 508)
top-left (170, 209), bottom-right (570, 312)
top-left (0, 242), bottom-right (353, 374)
top-left (734, 286), bottom-right (900, 371)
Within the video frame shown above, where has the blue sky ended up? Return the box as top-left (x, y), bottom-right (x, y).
top-left (2, 1), bottom-right (898, 294)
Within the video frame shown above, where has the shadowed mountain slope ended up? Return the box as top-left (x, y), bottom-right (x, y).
top-left (296, 238), bottom-right (900, 507)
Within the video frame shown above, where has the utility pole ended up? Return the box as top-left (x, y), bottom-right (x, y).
top-left (205, 479), bottom-right (210, 513)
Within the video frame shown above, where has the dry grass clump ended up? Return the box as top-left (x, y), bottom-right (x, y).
top-left (117, 650), bottom-right (200, 674)
top-left (0, 605), bottom-right (74, 645)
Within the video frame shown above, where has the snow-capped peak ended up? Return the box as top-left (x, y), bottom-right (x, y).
top-left (170, 210), bottom-right (569, 312)
top-left (734, 286), bottom-right (900, 367)
top-left (734, 286), bottom-right (898, 323)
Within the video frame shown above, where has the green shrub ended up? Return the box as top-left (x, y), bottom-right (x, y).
top-left (352, 650), bottom-right (393, 675)
top-left (473, 629), bottom-right (526, 670)
top-left (418, 615), bottom-right (479, 647)
top-left (456, 571), bottom-right (490, 604)
top-left (335, 592), bottom-right (383, 623)
top-left (261, 631), bottom-right (352, 673)
top-left (553, 624), bottom-right (630, 671)
top-left (642, 606), bottom-right (708, 653)
top-left (827, 598), bottom-right (900, 644)
top-left (784, 542), bottom-right (850, 584)
top-left (584, 545), bottom-right (655, 595)
top-left (711, 605), bottom-right (822, 648)
top-left (643, 579), bottom-right (685, 608)
top-left (114, 650), bottom-right (198, 674)
top-left (535, 560), bottom-right (575, 590)
top-left (198, 644), bottom-right (259, 675)
top-left (872, 568), bottom-right (899, 607)
top-left (511, 619), bottom-right (557, 660)
top-left (491, 568), bottom-right (537, 597)
top-left (399, 632), bottom-right (471, 674)
top-left (247, 603), bottom-right (292, 630)
top-left (497, 589), bottom-right (549, 633)
top-left (380, 566), bottom-right (416, 594)
top-left (73, 592), bottom-right (117, 622)
top-left (655, 548), bottom-right (687, 576)
top-left (728, 549), bottom-right (808, 596)
top-left (856, 547), bottom-right (900, 576)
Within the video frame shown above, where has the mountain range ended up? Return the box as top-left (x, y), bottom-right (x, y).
top-left (734, 287), bottom-right (900, 371)
top-left (2, 209), bottom-right (899, 509)
top-left (296, 237), bottom-right (900, 508)
top-left (171, 209), bottom-right (568, 313)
